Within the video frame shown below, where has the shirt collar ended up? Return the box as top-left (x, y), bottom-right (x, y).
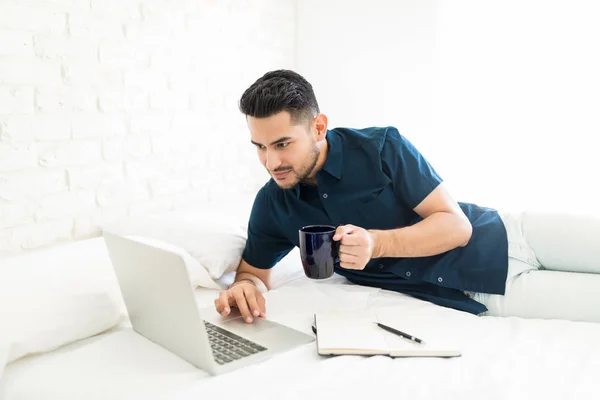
top-left (293, 129), bottom-right (343, 199)
top-left (320, 129), bottom-right (343, 180)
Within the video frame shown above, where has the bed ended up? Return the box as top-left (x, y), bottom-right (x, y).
top-left (1, 218), bottom-right (599, 400)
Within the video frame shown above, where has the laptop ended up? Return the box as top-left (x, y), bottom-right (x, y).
top-left (103, 231), bottom-right (315, 375)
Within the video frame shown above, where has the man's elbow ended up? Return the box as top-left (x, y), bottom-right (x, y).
top-left (457, 215), bottom-right (472, 247)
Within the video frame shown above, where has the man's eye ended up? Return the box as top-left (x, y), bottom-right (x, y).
top-left (278, 142), bottom-right (289, 148)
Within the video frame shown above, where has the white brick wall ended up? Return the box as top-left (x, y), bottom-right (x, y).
top-left (0, 0), bottom-right (295, 257)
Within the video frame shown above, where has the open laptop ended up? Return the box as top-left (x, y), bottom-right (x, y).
top-left (103, 231), bottom-right (315, 376)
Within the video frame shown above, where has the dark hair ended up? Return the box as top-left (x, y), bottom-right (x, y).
top-left (239, 69), bottom-right (320, 125)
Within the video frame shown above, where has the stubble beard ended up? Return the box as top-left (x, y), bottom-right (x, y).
top-left (275, 144), bottom-right (320, 190)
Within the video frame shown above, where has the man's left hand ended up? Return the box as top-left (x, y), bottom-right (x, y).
top-left (332, 224), bottom-right (376, 270)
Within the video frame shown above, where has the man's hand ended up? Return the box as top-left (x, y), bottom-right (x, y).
top-left (214, 280), bottom-right (266, 324)
top-left (332, 224), bottom-right (376, 270)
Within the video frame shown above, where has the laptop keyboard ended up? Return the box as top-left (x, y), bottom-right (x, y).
top-left (204, 321), bottom-right (267, 365)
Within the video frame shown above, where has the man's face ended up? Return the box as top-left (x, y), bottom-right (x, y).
top-left (248, 111), bottom-right (319, 189)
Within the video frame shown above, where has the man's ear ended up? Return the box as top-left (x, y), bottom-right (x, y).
top-left (314, 113), bottom-right (328, 140)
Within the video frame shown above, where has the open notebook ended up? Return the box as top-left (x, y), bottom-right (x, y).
top-left (314, 308), bottom-right (461, 358)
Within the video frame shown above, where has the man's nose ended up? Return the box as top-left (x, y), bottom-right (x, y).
top-left (265, 151), bottom-right (282, 170)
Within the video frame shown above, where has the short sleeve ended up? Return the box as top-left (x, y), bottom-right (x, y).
top-left (380, 127), bottom-right (443, 209)
top-left (241, 188), bottom-right (294, 269)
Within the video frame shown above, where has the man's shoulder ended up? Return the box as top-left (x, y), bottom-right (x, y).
top-left (330, 125), bottom-right (401, 150)
top-left (255, 179), bottom-right (278, 200)
top-left (252, 179), bottom-right (285, 208)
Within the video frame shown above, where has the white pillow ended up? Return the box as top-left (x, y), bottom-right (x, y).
top-left (0, 238), bottom-right (125, 372)
top-left (0, 290), bottom-right (121, 366)
top-left (269, 247), bottom-right (306, 288)
top-left (124, 235), bottom-right (223, 290)
top-left (103, 205), bottom-right (251, 284)
top-left (217, 247), bottom-right (306, 290)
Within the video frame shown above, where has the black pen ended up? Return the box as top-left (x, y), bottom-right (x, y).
top-left (374, 322), bottom-right (426, 345)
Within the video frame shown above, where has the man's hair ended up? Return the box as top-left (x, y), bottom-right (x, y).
top-left (239, 69), bottom-right (320, 125)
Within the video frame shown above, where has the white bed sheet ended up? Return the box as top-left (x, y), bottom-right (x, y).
top-left (2, 240), bottom-right (600, 400)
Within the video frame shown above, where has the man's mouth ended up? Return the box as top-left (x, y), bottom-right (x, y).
top-left (272, 170), bottom-right (291, 180)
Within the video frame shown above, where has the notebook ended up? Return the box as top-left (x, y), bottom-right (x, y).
top-left (314, 308), bottom-right (461, 358)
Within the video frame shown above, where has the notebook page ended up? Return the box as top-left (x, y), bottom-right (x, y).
top-left (315, 310), bottom-right (388, 353)
top-left (375, 308), bottom-right (461, 356)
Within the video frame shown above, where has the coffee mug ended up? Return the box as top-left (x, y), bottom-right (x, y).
top-left (298, 225), bottom-right (340, 279)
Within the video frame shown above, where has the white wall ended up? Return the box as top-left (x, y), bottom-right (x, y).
top-left (2, 0), bottom-right (599, 257)
top-left (0, 0), bottom-right (295, 257)
top-left (297, 0), bottom-right (600, 214)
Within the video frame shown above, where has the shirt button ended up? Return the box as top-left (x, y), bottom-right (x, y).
top-left (378, 264), bottom-right (384, 269)
top-left (322, 193), bottom-right (328, 199)
top-left (405, 271), bottom-right (411, 277)
top-left (437, 277), bottom-right (443, 283)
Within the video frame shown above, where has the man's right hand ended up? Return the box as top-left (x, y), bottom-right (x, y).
top-left (214, 280), bottom-right (266, 324)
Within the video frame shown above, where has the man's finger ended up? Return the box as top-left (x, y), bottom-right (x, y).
top-left (333, 224), bottom-right (357, 241)
top-left (340, 233), bottom-right (363, 246)
top-left (218, 291), bottom-right (231, 316)
top-left (244, 286), bottom-right (262, 318)
top-left (339, 251), bottom-right (359, 263)
top-left (256, 293), bottom-right (266, 318)
top-left (339, 244), bottom-right (363, 257)
top-left (340, 261), bottom-right (359, 270)
top-left (233, 290), bottom-right (253, 323)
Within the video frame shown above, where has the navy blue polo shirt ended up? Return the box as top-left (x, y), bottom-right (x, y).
top-left (242, 126), bottom-right (509, 315)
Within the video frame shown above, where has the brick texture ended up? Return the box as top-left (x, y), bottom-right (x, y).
top-left (0, 0), bottom-right (293, 257)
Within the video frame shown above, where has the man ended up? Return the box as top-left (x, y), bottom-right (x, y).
top-left (214, 69), bottom-right (600, 324)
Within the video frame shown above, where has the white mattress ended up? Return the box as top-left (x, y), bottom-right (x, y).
top-left (1, 239), bottom-right (600, 399)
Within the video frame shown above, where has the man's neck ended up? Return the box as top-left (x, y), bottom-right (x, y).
top-left (303, 136), bottom-right (329, 185)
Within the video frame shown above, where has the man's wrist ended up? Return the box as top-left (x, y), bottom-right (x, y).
top-left (228, 278), bottom-right (256, 290)
top-left (369, 229), bottom-right (387, 258)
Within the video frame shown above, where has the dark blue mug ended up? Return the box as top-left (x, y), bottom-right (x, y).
top-left (298, 225), bottom-right (340, 279)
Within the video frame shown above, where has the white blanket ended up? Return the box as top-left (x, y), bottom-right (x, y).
top-left (1, 238), bottom-right (600, 400)
top-left (2, 277), bottom-right (600, 400)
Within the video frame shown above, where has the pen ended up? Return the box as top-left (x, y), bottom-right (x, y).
top-left (374, 322), bottom-right (426, 345)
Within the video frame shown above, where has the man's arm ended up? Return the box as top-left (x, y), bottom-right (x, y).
top-left (370, 183), bottom-right (472, 258)
top-left (334, 129), bottom-right (471, 268)
top-left (214, 258), bottom-right (272, 323)
top-left (232, 258), bottom-right (272, 292)
top-left (216, 186), bottom-right (291, 322)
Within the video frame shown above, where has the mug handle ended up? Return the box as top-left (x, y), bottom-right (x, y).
top-left (333, 239), bottom-right (341, 265)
